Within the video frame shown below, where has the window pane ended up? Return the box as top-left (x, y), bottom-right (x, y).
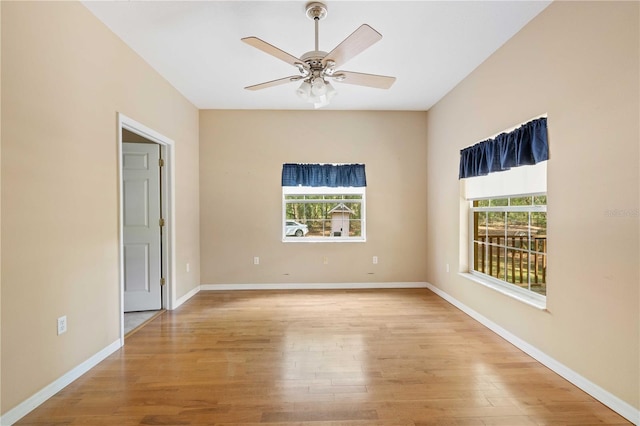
top-left (305, 219), bottom-right (322, 237)
top-left (505, 248), bottom-right (516, 284)
top-left (531, 212), bottom-right (547, 253)
top-left (490, 198), bottom-right (508, 207)
top-left (474, 211), bottom-right (488, 240)
top-left (286, 203), bottom-right (303, 220)
top-left (510, 196), bottom-right (532, 206)
top-left (507, 211), bottom-right (528, 247)
top-left (487, 246), bottom-right (506, 281)
top-left (485, 244), bottom-right (499, 278)
top-left (322, 219), bottom-right (332, 237)
top-left (487, 212), bottom-right (505, 243)
top-left (325, 202), bottom-right (339, 217)
top-left (534, 195), bottom-right (547, 205)
top-left (474, 199), bottom-right (490, 208)
top-left (506, 249), bottom-right (529, 287)
top-left (349, 220), bottom-right (362, 237)
top-left (343, 202), bottom-right (361, 219)
top-left (528, 252), bottom-right (546, 295)
top-left (473, 242), bottom-right (486, 274)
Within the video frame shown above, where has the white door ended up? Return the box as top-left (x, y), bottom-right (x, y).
top-left (123, 143), bottom-right (162, 312)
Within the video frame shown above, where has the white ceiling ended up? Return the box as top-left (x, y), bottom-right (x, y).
top-left (82, 1), bottom-right (551, 111)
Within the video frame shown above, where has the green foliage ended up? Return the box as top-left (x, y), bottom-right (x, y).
top-left (285, 195), bottom-right (362, 221)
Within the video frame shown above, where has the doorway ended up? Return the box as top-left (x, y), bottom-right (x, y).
top-left (118, 113), bottom-right (175, 342)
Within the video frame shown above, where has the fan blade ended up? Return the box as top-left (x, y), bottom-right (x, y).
top-left (322, 24), bottom-right (382, 68)
top-left (245, 76), bottom-right (301, 91)
top-left (242, 37), bottom-right (302, 66)
top-left (333, 71), bottom-right (396, 89)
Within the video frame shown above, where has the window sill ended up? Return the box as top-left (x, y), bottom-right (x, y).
top-left (458, 272), bottom-right (547, 310)
top-left (282, 237), bottom-right (366, 243)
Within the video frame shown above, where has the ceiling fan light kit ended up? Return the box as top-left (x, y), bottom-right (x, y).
top-left (242, 1), bottom-right (395, 108)
top-left (297, 78), bottom-right (336, 109)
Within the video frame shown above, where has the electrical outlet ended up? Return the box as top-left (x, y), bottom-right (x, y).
top-left (446, 263), bottom-right (450, 273)
top-left (323, 256), bottom-right (328, 265)
top-left (373, 256), bottom-right (378, 264)
top-left (57, 316), bottom-right (67, 335)
top-left (186, 263), bottom-right (190, 272)
top-left (253, 256), bottom-right (260, 265)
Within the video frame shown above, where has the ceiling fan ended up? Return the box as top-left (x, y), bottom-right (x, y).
top-left (241, 2), bottom-right (396, 108)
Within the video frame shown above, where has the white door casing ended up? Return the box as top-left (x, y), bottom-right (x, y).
top-left (122, 142), bottom-right (162, 312)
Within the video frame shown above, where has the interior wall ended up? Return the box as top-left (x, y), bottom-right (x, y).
top-left (425, 0), bottom-right (639, 411)
top-left (1, 1), bottom-right (200, 413)
top-left (0, 0), bottom-right (3, 413)
top-left (200, 110), bottom-right (428, 285)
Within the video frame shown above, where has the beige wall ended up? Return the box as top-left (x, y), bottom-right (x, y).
top-left (1, 1), bottom-right (200, 413)
top-left (0, 0), bottom-right (3, 414)
top-left (200, 110), bottom-right (428, 285)
top-left (425, 1), bottom-right (639, 410)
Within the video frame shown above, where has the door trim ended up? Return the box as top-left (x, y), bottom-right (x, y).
top-left (117, 113), bottom-right (175, 344)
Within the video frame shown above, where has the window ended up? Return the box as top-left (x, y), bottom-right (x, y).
top-left (459, 116), bottom-right (549, 306)
top-left (282, 186), bottom-right (365, 242)
top-left (470, 194), bottom-right (547, 298)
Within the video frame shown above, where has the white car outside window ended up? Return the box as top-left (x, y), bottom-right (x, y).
top-left (285, 221), bottom-right (308, 237)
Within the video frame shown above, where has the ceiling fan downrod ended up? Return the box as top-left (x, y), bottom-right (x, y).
top-left (306, 2), bottom-right (327, 53)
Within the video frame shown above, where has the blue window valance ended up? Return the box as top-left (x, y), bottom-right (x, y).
top-left (459, 117), bottom-right (549, 179)
top-left (282, 163), bottom-right (366, 187)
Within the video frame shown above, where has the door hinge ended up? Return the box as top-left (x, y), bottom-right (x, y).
top-left (160, 277), bottom-right (166, 286)
top-left (159, 218), bottom-right (165, 227)
top-left (159, 158), bottom-right (165, 167)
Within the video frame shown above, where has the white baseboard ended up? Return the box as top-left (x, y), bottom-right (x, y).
top-left (425, 282), bottom-right (640, 426)
top-left (200, 282), bottom-right (428, 291)
top-left (1, 339), bottom-right (122, 426)
top-left (172, 285), bottom-right (201, 309)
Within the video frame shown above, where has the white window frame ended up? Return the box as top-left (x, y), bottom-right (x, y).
top-left (467, 193), bottom-right (547, 307)
top-left (282, 186), bottom-right (366, 243)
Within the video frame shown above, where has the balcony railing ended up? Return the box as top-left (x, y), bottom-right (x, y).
top-left (474, 235), bottom-right (546, 293)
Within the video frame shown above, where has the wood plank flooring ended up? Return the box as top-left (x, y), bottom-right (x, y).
top-left (17, 289), bottom-right (631, 425)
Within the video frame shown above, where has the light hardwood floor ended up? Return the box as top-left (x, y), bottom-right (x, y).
top-left (18, 289), bottom-right (630, 425)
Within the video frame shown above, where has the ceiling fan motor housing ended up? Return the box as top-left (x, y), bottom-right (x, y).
top-left (300, 51), bottom-right (328, 70)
